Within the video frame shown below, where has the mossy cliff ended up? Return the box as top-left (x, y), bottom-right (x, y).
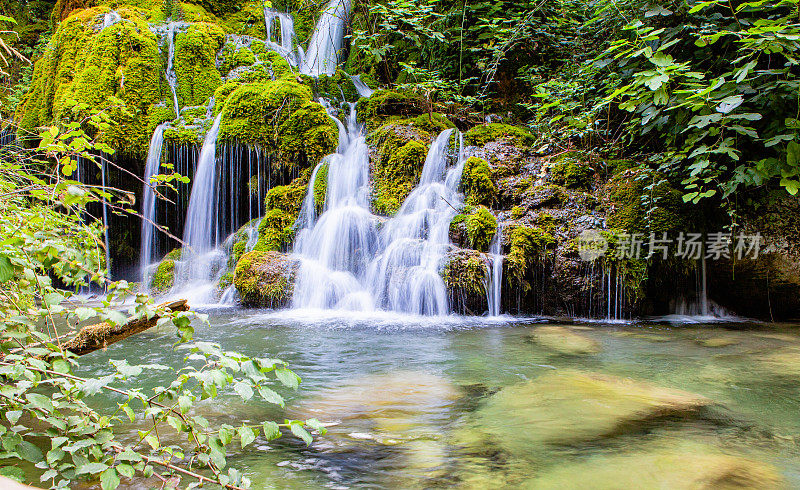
top-left (17, 7), bottom-right (168, 156)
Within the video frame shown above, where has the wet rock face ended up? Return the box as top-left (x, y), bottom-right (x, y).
top-left (233, 250), bottom-right (299, 307)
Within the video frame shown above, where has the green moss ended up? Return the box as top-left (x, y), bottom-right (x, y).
top-left (507, 225), bottom-right (555, 287)
top-left (149, 257), bottom-right (175, 293)
top-left (534, 213), bottom-right (557, 234)
top-left (605, 169), bottom-right (686, 236)
top-left (356, 89), bottom-right (425, 131)
top-left (315, 70), bottom-right (360, 102)
top-left (233, 250), bottom-right (297, 307)
top-left (462, 156), bottom-right (497, 206)
top-left (523, 183), bottom-right (568, 209)
top-left (255, 174), bottom-right (310, 251)
top-left (218, 80), bottom-right (321, 165)
top-left (511, 206), bottom-right (525, 219)
top-left (464, 123), bottom-right (535, 147)
top-left (313, 161), bottom-right (329, 212)
top-left (466, 206), bottom-right (497, 252)
top-left (549, 153), bottom-right (595, 189)
top-left (147, 103), bottom-right (176, 132)
top-left (372, 139), bottom-right (428, 216)
top-left (220, 43), bottom-right (256, 75)
top-left (163, 124), bottom-right (202, 145)
top-left (212, 80), bottom-right (240, 115)
top-left (174, 22), bottom-right (224, 108)
top-left (18, 7), bottom-right (168, 156)
top-left (278, 101), bottom-right (339, 169)
top-left (442, 249), bottom-right (488, 296)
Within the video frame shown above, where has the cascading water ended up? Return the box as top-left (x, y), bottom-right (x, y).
top-left (264, 7), bottom-right (298, 64)
top-left (101, 10), bottom-right (121, 30)
top-left (367, 130), bottom-right (465, 315)
top-left (349, 74), bottom-right (374, 98)
top-left (486, 224), bottom-right (504, 316)
top-left (290, 101), bottom-right (466, 315)
top-left (171, 115), bottom-right (226, 303)
top-left (300, 0), bottom-right (352, 76)
top-left (165, 22), bottom-right (182, 117)
top-left (139, 124), bottom-right (167, 284)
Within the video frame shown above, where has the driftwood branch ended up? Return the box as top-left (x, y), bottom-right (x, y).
top-left (63, 299), bottom-right (189, 356)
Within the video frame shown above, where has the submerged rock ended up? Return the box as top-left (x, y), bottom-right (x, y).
top-left (530, 326), bottom-right (601, 355)
top-left (293, 371), bottom-right (461, 451)
top-left (233, 250), bottom-right (298, 307)
top-left (757, 347), bottom-right (800, 377)
top-left (468, 371), bottom-right (711, 453)
top-left (697, 337), bottom-right (740, 348)
top-left (528, 442), bottom-right (783, 489)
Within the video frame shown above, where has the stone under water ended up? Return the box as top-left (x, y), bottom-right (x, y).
top-left (529, 326), bottom-right (602, 355)
top-left (465, 371), bottom-right (712, 453)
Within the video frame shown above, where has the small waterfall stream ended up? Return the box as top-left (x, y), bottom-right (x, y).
top-left (165, 22), bottom-right (182, 117)
top-left (171, 115), bottom-right (225, 303)
top-left (486, 224), bottom-right (504, 316)
top-left (264, 7), bottom-right (298, 65)
top-left (140, 124), bottom-right (166, 283)
top-left (300, 0), bottom-right (352, 76)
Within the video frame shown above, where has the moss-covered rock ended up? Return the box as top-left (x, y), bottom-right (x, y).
top-left (149, 254), bottom-right (177, 293)
top-left (278, 101), bottom-right (339, 169)
top-left (466, 206), bottom-right (497, 252)
top-left (442, 248), bottom-right (488, 297)
top-left (605, 168), bottom-right (686, 235)
top-left (548, 152), bottom-right (595, 189)
top-left (463, 123), bottom-right (535, 147)
top-left (233, 250), bottom-right (298, 307)
top-left (17, 7), bottom-right (168, 156)
top-left (175, 22), bottom-right (224, 108)
top-left (219, 42), bottom-right (256, 75)
top-left (253, 173), bottom-right (309, 251)
top-left (462, 156), bottom-right (497, 207)
top-left (217, 80), bottom-right (336, 169)
top-left (356, 89), bottom-right (426, 130)
top-left (369, 122), bottom-right (432, 216)
top-left (507, 225), bottom-right (555, 287)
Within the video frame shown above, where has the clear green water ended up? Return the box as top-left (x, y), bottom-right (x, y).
top-left (73, 309), bottom-right (800, 488)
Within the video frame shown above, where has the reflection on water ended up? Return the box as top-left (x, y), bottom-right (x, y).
top-left (73, 310), bottom-right (800, 488)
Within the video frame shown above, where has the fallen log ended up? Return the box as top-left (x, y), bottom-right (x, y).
top-left (62, 299), bottom-right (189, 356)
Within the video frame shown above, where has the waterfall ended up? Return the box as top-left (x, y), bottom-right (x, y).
top-left (290, 102), bottom-right (466, 315)
top-left (166, 22), bottom-right (181, 117)
top-left (486, 224), bottom-right (504, 316)
top-left (171, 115), bottom-right (225, 303)
top-left (100, 158), bottom-right (111, 289)
top-left (264, 7), bottom-right (298, 65)
top-left (367, 129), bottom-right (464, 315)
top-left (140, 124), bottom-right (167, 284)
top-left (349, 74), bottom-right (374, 98)
top-left (101, 10), bottom-right (121, 30)
top-left (300, 0), bottom-right (352, 76)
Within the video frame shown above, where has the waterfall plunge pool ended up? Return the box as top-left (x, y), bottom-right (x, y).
top-left (73, 310), bottom-right (800, 488)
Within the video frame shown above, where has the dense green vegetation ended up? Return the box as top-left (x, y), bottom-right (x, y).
top-left (1, 0), bottom-right (800, 487)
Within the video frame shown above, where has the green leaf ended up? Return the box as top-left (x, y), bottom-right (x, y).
top-left (275, 367), bottom-right (300, 390)
top-left (117, 463), bottom-right (135, 478)
top-left (26, 393), bottom-right (54, 413)
top-left (17, 441), bottom-right (44, 463)
top-left (238, 426), bottom-right (256, 448)
top-left (233, 381), bottom-right (253, 400)
top-left (258, 386), bottom-right (285, 407)
top-left (262, 421), bottom-right (281, 440)
top-left (290, 422), bottom-right (313, 446)
top-left (100, 468), bottom-right (120, 490)
top-left (76, 462), bottom-right (109, 475)
top-left (0, 254), bottom-right (14, 282)
top-left (0, 466), bottom-right (25, 482)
